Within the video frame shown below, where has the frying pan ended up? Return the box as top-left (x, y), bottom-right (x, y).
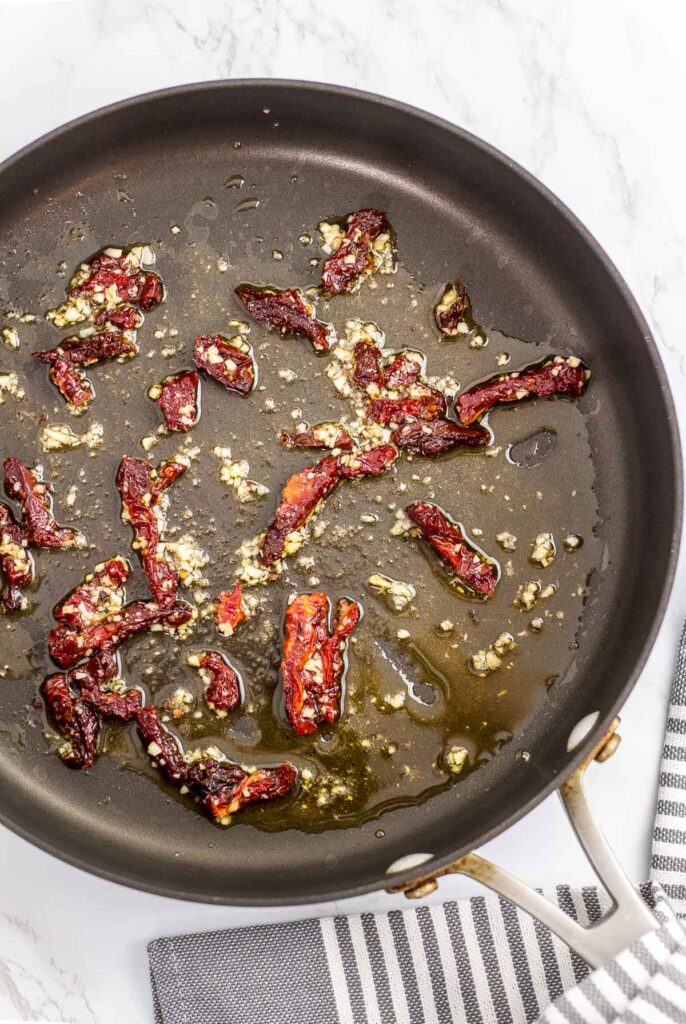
top-left (0, 81), bottom-right (680, 961)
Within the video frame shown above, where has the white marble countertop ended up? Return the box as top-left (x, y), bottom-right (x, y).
top-left (0, 1), bottom-right (685, 1021)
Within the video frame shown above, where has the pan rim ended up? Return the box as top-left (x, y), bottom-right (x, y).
top-left (0, 78), bottom-right (681, 906)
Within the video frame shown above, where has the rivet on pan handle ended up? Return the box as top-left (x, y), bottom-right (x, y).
top-left (387, 718), bottom-right (660, 968)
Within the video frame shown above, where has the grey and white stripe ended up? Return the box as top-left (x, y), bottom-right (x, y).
top-left (652, 622), bottom-right (686, 916)
top-left (148, 622), bottom-right (686, 1023)
top-left (148, 885), bottom-right (686, 1023)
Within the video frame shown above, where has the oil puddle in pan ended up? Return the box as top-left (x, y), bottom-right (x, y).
top-left (507, 428), bottom-right (557, 469)
top-left (0, 200), bottom-right (600, 832)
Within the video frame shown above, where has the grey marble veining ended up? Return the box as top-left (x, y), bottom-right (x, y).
top-left (0, 1), bottom-right (684, 1021)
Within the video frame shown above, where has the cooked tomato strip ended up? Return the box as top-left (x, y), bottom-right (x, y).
top-left (260, 457), bottom-right (340, 566)
top-left (43, 674), bottom-right (99, 769)
top-left (149, 370), bottom-right (200, 432)
top-left (321, 208), bottom-right (391, 294)
top-left (235, 284), bottom-right (333, 353)
top-left (366, 393), bottom-right (447, 426)
top-left (0, 502), bottom-right (33, 612)
top-left (214, 763), bottom-right (297, 819)
top-left (189, 651), bottom-right (242, 715)
top-left (68, 647), bottom-right (118, 687)
top-left (281, 592), bottom-right (360, 735)
top-left (193, 334), bottom-right (256, 393)
top-left (136, 705), bottom-right (188, 783)
top-left (260, 445), bottom-right (397, 566)
top-left (320, 597), bottom-right (361, 708)
top-left (136, 706), bottom-right (297, 822)
top-left (46, 246), bottom-right (163, 331)
top-left (335, 445), bottom-right (398, 479)
top-left (351, 340), bottom-right (384, 391)
top-left (80, 678), bottom-right (141, 720)
top-left (3, 458), bottom-right (85, 549)
top-left (392, 419), bottom-right (490, 455)
top-left (117, 456), bottom-right (188, 606)
top-left (406, 502), bottom-right (500, 599)
top-left (48, 599), bottom-right (194, 669)
top-left (49, 358), bottom-right (94, 410)
top-left (350, 343), bottom-right (456, 442)
top-left (213, 581), bottom-right (247, 637)
top-left (434, 279), bottom-right (472, 336)
top-left (34, 331), bottom-right (137, 368)
top-left (93, 305), bottom-right (142, 331)
top-left (455, 356), bottom-right (590, 425)
top-left (69, 248), bottom-right (163, 310)
top-left (279, 422), bottom-right (354, 451)
top-left (53, 556), bottom-right (130, 629)
top-left (68, 648), bottom-right (141, 721)
top-left (35, 331), bottom-right (137, 408)
top-left (383, 352), bottom-right (424, 390)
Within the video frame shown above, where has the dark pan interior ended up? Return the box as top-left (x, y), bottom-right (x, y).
top-left (0, 81), bottom-right (680, 904)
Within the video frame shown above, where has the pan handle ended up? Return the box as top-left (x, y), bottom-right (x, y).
top-left (387, 719), bottom-right (659, 968)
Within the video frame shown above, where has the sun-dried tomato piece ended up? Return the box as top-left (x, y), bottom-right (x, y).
top-left (149, 370), bottom-right (200, 432)
top-left (193, 334), bottom-right (256, 394)
top-left (46, 246), bottom-right (163, 329)
top-left (135, 705), bottom-right (188, 783)
top-left (80, 678), bottom-right (141, 720)
top-left (334, 444), bottom-right (399, 479)
top-left (320, 597), bottom-right (361, 704)
top-left (321, 208), bottom-right (391, 294)
top-left (48, 599), bottom-right (194, 669)
top-left (43, 674), bottom-right (99, 769)
top-left (434, 280), bottom-right (472, 336)
top-left (53, 556), bottom-right (130, 629)
top-left (189, 651), bottom-right (242, 716)
top-left (67, 648), bottom-right (140, 720)
top-left (68, 646), bottom-right (119, 688)
top-left (209, 763), bottom-right (298, 819)
top-left (366, 393), bottom-right (447, 426)
top-left (280, 422), bottom-right (354, 451)
top-left (281, 592), bottom-right (329, 734)
top-left (34, 331), bottom-right (137, 368)
top-left (3, 458), bottom-right (85, 550)
top-left (281, 592), bottom-right (360, 735)
top-left (213, 581), bottom-right (247, 637)
top-left (117, 455), bottom-right (188, 606)
top-left (235, 284), bottom-right (333, 353)
top-left (70, 249), bottom-right (163, 311)
top-left (35, 332), bottom-right (137, 409)
top-left (406, 501), bottom-right (500, 599)
top-left (392, 418), bottom-right (491, 455)
top-left (352, 341), bottom-right (385, 391)
top-left (49, 358), bottom-right (94, 410)
top-left (383, 352), bottom-right (425, 390)
top-left (260, 445), bottom-right (398, 566)
top-left (352, 344), bottom-right (425, 397)
top-left (260, 456), bottom-right (341, 566)
top-left (186, 756), bottom-right (245, 810)
top-left (0, 502), bottom-right (33, 612)
top-left (455, 356), bottom-right (590, 425)
top-left (93, 305), bottom-right (143, 331)
top-left (136, 706), bottom-right (297, 822)
top-left (137, 272), bottom-right (164, 310)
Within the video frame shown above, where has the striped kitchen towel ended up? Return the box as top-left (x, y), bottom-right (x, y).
top-left (148, 627), bottom-right (686, 1023)
top-left (651, 621), bottom-right (686, 916)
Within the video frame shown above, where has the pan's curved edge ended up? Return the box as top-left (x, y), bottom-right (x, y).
top-left (0, 79), bottom-right (681, 906)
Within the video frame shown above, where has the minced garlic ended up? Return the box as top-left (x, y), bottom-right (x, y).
top-left (1, 326), bottom-right (20, 350)
top-left (367, 573), bottom-right (416, 612)
top-left (530, 532), bottom-right (556, 567)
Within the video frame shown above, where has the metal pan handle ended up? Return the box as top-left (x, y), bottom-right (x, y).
top-left (387, 719), bottom-right (659, 968)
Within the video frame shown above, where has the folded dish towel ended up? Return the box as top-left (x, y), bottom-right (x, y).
top-left (148, 625), bottom-right (686, 1024)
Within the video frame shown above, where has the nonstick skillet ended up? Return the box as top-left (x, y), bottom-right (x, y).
top-left (0, 83), bottom-right (680, 949)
